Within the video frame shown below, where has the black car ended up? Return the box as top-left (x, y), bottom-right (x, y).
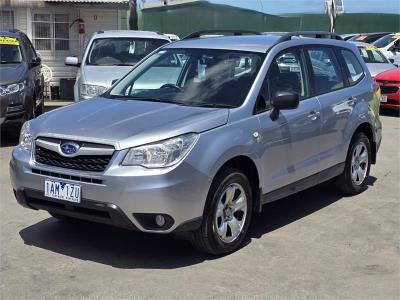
top-left (348, 32), bottom-right (392, 44)
top-left (0, 29), bottom-right (44, 128)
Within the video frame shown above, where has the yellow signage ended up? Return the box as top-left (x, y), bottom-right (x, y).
top-left (364, 46), bottom-right (377, 51)
top-left (0, 36), bottom-right (19, 45)
top-left (356, 35), bottom-right (367, 41)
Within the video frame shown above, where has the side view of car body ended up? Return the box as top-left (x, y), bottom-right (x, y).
top-left (375, 67), bottom-right (400, 110)
top-left (0, 30), bottom-right (44, 127)
top-left (65, 30), bottom-right (170, 101)
top-left (10, 31), bottom-right (382, 255)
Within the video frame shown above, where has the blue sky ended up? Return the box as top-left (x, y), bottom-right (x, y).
top-left (142, 0), bottom-right (399, 14)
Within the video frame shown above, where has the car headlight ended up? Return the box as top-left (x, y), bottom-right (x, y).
top-left (19, 121), bottom-right (33, 151)
top-left (0, 82), bottom-right (25, 96)
top-left (122, 133), bottom-right (199, 168)
top-left (80, 84), bottom-right (107, 98)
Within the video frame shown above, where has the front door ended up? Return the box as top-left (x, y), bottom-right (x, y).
top-left (257, 47), bottom-right (322, 193)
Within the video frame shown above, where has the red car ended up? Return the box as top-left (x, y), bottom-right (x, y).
top-left (375, 68), bottom-right (400, 110)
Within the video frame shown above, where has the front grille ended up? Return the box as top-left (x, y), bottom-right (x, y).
top-left (31, 168), bottom-right (103, 184)
top-left (35, 138), bottom-right (114, 172)
top-left (380, 86), bottom-right (399, 95)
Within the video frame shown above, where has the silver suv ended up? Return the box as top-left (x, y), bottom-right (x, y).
top-left (10, 31), bottom-right (382, 255)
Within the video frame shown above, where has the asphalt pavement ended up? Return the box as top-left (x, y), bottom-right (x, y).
top-left (0, 111), bottom-right (399, 299)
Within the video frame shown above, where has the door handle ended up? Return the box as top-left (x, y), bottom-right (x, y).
top-left (307, 110), bottom-right (320, 121)
top-left (347, 96), bottom-right (357, 106)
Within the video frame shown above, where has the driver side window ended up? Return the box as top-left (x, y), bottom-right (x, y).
top-left (255, 48), bottom-right (308, 114)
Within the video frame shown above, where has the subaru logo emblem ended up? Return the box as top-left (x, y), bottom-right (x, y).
top-left (60, 141), bottom-right (80, 155)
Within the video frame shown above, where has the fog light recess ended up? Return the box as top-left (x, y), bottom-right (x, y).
top-left (133, 213), bottom-right (174, 230)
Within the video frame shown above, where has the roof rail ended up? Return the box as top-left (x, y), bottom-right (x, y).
top-left (277, 31), bottom-right (343, 43)
top-left (183, 29), bottom-right (261, 40)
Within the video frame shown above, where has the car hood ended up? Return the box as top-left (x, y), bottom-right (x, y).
top-left (32, 98), bottom-right (229, 149)
top-left (82, 65), bottom-right (133, 88)
top-left (366, 63), bottom-right (396, 77)
top-left (375, 67), bottom-right (400, 81)
top-left (0, 63), bottom-right (27, 85)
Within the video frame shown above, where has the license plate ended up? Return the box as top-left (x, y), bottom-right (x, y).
top-left (45, 179), bottom-right (81, 203)
top-left (380, 95), bottom-right (388, 103)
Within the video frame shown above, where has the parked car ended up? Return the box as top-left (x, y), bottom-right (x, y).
top-left (0, 30), bottom-right (44, 127)
top-left (375, 68), bottom-right (400, 110)
top-left (65, 30), bottom-right (170, 102)
top-left (373, 33), bottom-right (400, 60)
top-left (341, 33), bottom-right (358, 41)
top-left (11, 31), bottom-right (382, 255)
top-left (350, 42), bottom-right (396, 77)
top-left (349, 32), bottom-right (391, 44)
top-left (164, 33), bottom-right (180, 41)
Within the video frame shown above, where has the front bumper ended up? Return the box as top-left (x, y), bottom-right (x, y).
top-left (10, 146), bottom-right (210, 233)
top-left (0, 91), bottom-right (27, 125)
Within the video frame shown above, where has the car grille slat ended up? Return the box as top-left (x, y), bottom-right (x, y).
top-left (34, 138), bottom-right (114, 172)
top-left (379, 86), bottom-right (399, 95)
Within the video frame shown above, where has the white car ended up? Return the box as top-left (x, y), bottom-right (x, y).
top-left (65, 30), bottom-right (170, 101)
top-left (373, 33), bottom-right (400, 60)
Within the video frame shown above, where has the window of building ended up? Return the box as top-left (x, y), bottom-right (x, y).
top-left (32, 13), bottom-right (69, 51)
top-left (0, 10), bottom-right (14, 30)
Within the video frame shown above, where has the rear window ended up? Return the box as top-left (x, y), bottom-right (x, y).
top-left (340, 49), bottom-right (364, 85)
top-left (358, 46), bottom-right (388, 63)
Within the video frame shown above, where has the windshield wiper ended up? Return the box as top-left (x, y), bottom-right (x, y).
top-left (185, 102), bottom-right (236, 108)
top-left (0, 61), bottom-right (21, 64)
top-left (108, 95), bottom-right (186, 105)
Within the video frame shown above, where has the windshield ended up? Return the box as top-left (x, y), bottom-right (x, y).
top-left (0, 36), bottom-right (22, 64)
top-left (358, 46), bottom-right (389, 63)
top-left (107, 48), bottom-right (264, 108)
top-left (373, 34), bottom-right (397, 48)
top-left (86, 38), bottom-right (169, 66)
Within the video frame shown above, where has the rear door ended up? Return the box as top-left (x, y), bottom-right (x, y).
top-left (257, 47), bottom-right (322, 193)
top-left (305, 46), bottom-right (356, 169)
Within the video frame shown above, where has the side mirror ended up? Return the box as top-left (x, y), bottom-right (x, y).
top-left (270, 92), bottom-right (299, 121)
top-left (30, 57), bottom-right (41, 67)
top-left (389, 58), bottom-right (395, 64)
top-left (65, 56), bottom-right (80, 67)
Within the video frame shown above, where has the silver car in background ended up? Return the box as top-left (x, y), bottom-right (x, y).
top-left (11, 31), bottom-right (382, 255)
top-left (350, 41), bottom-right (396, 77)
top-left (65, 30), bottom-right (170, 101)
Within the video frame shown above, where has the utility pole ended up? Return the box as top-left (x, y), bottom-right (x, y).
top-left (325, 0), bottom-right (344, 33)
top-left (129, 0), bottom-right (138, 30)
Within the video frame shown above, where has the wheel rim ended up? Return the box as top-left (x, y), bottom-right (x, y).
top-left (213, 183), bottom-right (247, 243)
top-left (351, 141), bottom-right (368, 186)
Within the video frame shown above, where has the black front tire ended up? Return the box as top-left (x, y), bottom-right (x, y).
top-left (191, 168), bottom-right (253, 255)
top-left (336, 132), bottom-right (371, 195)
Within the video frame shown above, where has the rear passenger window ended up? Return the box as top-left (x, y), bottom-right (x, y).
top-left (340, 49), bottom-right (364, 85)
top-left (307, 48), bottom-right (344, 95)
top-left (268, 49), bottom-right (309, 100)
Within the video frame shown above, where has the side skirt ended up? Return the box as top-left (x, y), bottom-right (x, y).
top-left (260, 162), bottom-right (345, 206)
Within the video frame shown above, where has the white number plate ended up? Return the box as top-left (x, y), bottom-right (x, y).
top-left (45, 180), bottom-right (81, 203)
top-left (380, 95), bottom-right (388, 103)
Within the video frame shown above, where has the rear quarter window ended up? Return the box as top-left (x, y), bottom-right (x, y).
top-left (340, 49), bottom-right (364, 85)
